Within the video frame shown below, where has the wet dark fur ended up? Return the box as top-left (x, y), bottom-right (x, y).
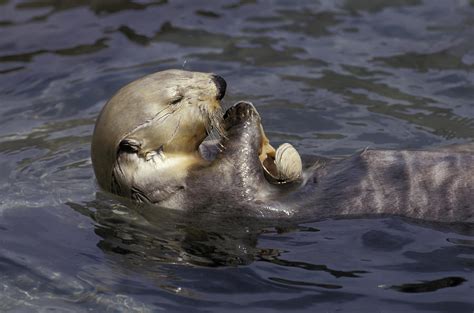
top-left (183, 102), bottom-right (474, 223)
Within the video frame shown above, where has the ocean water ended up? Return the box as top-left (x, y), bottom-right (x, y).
top-left (0, 0), bottom-right (473, 312)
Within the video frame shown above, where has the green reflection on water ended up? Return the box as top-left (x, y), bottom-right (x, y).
top-left (15, 0), bottom-right (166, 14)
top-left (283, 70), bottom-right (474, 139)
top-left (374, 50), bottom-right (474, 72)
top-left (0, 38), bottom-right (108, 63)
top-left (343, 0), bottom-right (421, 13)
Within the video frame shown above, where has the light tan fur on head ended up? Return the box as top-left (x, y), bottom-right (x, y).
top-left (92, 69), bottom-right (303, 206)
top-left (91, 69), bottom-right (224, 193)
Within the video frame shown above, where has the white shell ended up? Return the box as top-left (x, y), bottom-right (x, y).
top-left (274, 143), bottom-right (302, 181)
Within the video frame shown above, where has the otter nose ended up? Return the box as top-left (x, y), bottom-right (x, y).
top-left (212, 75), bottom-right (227, 100)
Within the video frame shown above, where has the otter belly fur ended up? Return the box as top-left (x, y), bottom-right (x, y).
top-left (91, 70), bottom-right (474, 224)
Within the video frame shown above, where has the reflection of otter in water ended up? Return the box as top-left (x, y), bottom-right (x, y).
top-left (91, 69), bottom-right (474, 223)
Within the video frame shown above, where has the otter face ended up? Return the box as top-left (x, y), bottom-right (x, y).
top-left (91, 69), bottom-right (226, 191)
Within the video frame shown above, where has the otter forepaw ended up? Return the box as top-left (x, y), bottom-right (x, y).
top-left (223, 101), bottom-right (261, 130)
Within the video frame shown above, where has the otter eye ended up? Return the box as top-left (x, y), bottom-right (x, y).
top-left (170, 94), bottom-right (183, 105)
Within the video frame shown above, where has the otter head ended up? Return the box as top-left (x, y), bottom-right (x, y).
top-left (91, 69), bottom-right (226, 192)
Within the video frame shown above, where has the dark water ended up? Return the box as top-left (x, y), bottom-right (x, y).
top-left (1, 0), bottom-right (474, 311)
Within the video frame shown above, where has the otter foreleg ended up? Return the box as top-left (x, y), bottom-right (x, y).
top-left (222, 101), bottom-right (303, 184)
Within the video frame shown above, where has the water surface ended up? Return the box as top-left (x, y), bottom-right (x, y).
top-left (1, 0), bottom-right (474, 312)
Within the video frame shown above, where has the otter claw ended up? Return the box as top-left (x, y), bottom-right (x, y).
top-left (145, 151), bottom-right (157, 161)
top-left (144, 146), bottom-right (166, 162)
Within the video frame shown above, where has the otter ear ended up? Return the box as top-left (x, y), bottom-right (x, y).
top-left (118, 138), bottom-right (142, 153)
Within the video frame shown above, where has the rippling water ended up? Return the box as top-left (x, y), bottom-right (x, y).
top-left (1, 0), bottom-right (474, 312)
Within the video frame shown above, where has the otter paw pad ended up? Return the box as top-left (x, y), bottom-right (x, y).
top-left (224, 101), bottom-right (260, 128)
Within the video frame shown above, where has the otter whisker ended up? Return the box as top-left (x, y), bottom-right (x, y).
top-left (205, 129), bottom-right (225, 152)
top-left (198, 101), bottom-right (226, 140)
top-left (166, 112), bottom-right (183, 146)
top-left (202, 116), bottom-right (224, 153)
top-left (122, 107), bottom-right (175, 139)
top-left (215, 141), bottom-right (225, 152)
top-left (209, 107), bottom-right (226, 140)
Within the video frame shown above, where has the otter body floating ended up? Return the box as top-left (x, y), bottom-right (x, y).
top-left (91, 70), bottom-right (474, 223)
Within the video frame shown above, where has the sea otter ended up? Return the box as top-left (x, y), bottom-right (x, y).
top-left (91, 69), bottom-right (474, 223)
